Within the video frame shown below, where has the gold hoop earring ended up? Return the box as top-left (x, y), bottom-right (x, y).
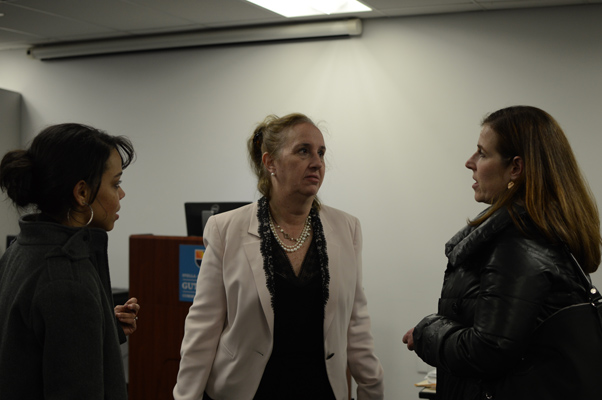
top-left (508, 181), bottom-right (515, 189)
top-left (82, 203), bottom-right (94, 226)
top-left (67, 203), bottom-right (94, 227)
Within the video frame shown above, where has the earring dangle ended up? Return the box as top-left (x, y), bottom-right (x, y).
top-left (507, 181), bottom-right (515, 189)
top-left (67, 208), bottom-right (73, 225)
top-left (83, 203), bottom-right (94, 226)
top-left (67, 203), bottom-right (94, 227)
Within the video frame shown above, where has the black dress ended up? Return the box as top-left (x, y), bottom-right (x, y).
top-left (253, 238), bottom-right (336, 400)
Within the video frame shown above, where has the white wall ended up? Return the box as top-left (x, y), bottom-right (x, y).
top-left (1, 5), bottom-right (601, 399)
top-left (0, 88), bottom-right (21, 253)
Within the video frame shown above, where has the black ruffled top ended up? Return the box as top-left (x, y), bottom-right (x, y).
top-left (253, 197), bottom-right (335, 400)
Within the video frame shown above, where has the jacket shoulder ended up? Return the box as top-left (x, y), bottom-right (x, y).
top-left (491, 222), bottom-right (564, 267)
top-left (204, 202), bottom-right (257, 242)
top-left (211, 202), bottom-right (255, 222)
top-left (319, 205), bottom-right (359, 225)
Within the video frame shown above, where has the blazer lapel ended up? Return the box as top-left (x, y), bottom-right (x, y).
top-left (244, 203), bottom-right (275, 335)
top-left (322, 214), bottom-right (339, 336)
top-left (243, 204), bottom-right (339, 337)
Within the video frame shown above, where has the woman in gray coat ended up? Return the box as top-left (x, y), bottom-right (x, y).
top-left (0, 123), bottom-right (139, 399)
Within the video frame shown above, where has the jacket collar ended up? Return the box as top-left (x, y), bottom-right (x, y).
top-left (445, 205), bottom-right (527, 267)
top-left (17, 213), bottom-right (108, 261)
top-left (247, 202), bottom-right (260, 237)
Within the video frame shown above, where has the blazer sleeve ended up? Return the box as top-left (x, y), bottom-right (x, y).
top-left (346, 218), bottom-right (385, 399)
top-left (174, 216), bottom-right (228, 400)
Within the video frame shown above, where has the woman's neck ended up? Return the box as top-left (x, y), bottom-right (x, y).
top-left (268, 194), bottom-right (313, 226)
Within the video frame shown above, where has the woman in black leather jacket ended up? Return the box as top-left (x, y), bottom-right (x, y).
top-left (403, 106), bottom-right (602, 399)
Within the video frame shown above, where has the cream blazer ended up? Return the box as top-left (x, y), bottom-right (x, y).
top-left (173, 202), bottom-right (384, 400)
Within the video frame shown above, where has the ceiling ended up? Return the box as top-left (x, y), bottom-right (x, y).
top-left (0, 0), bottom-right (600, 52)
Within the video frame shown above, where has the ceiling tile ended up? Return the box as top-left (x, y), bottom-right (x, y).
top-left (129, 0), bottom-right (283, 25)
top-left (0, 3), bottom-right (116, 38)
top-left (364, 0), bottom-right (475, 6)
top-left (474, 0), bottom-right (585, 5)
top-left (4, 0), bottom-right (193, 31)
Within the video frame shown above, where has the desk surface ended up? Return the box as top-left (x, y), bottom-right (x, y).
top-left (419, 387), bottom-right (437, 399)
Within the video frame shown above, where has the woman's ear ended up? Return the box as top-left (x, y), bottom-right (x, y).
top-left (262, 152), bottom-right (275, 175)
top-left (510, 156), bottom-right (524, 180)
top-left (72, 180), bottom-right (90, 206)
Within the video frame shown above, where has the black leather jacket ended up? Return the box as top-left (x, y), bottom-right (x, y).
top-left (413, 206), bottom-right (590, 400)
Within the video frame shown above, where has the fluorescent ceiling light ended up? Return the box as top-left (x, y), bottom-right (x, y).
top-left (247, 0), bottom-right (371, 18)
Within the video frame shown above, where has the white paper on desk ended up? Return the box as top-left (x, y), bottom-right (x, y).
top-left (424, 369), bottom-right (437, 383)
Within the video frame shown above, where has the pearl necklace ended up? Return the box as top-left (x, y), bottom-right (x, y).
top-left (269, 214), bottom-right (312, 253)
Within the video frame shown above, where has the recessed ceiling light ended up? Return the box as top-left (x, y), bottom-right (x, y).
top-left (247, 0), bottom-right (371, 18)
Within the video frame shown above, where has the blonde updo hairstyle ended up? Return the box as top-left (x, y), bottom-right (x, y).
top-left (247, 113), bottom-right (321, 210)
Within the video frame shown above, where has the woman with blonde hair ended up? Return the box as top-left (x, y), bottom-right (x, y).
top-left (174, 113), bottom-right (384, 400)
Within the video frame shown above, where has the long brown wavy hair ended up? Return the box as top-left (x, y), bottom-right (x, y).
top-left (471, 106), bottom-right (601, 273)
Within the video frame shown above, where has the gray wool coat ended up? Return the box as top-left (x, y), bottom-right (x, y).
top-left (0, 214), bottom-right (127, 400)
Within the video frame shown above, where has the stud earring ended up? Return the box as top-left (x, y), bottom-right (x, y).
top-left (271, 172), bottom-right (275, 177)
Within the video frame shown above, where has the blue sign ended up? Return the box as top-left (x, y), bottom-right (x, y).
top-left (179, 244), bottom-right (205, 302)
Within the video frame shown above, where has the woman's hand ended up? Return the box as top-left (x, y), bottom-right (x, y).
top-left (402, 327), bottom-right (415, 351)
top-left (114, 297), bottom-right (140, 336)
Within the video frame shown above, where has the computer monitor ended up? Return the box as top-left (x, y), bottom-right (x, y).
top-left (184, 202), bottom-right (250, 236)
top-left (6, 235), bottom-right (16, 249)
